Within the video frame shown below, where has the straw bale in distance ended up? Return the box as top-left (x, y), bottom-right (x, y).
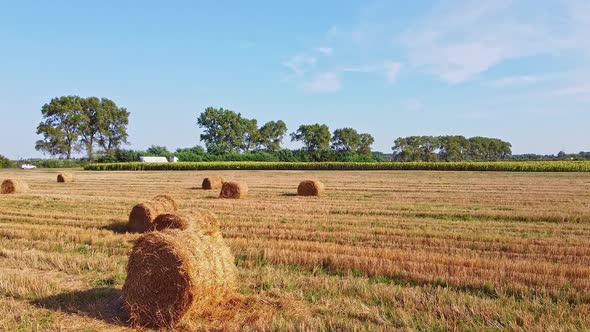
top-left (1, 179), bottom-right (28, 194)
top-left (57, 173), bottom-right (74, 183)
top-left (219, 181), bottom-right (248, 199)
top-left (122, 229), bottom-right (238, 328)
top-left (297, 180), bottom-right (325, 196)
top-left (151, 210), bottom-right (221, 236)
top-left (202, 176), bottom-right (224, 190)
top-left (128, 195), bottom-right (177, 233)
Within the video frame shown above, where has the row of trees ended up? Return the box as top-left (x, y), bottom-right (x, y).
top-left (392, 136), bottom-right (512, 161)
top-left (197, 107), bottom-right (375, 160)
top-left (512, 151), bottom-right (590, 161)
top-left (33, 99), bottom-right (526, 163)
top-left (35, 96), bottom-right (129, 160)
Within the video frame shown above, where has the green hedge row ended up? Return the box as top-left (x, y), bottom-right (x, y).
top-left (84, 161), bottom-right (590, 172)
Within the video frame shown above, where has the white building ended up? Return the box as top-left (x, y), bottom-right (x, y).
top-left (169, 156), bottom-right (179, 163)
top-left (140, 156), bottom-right (169, 163)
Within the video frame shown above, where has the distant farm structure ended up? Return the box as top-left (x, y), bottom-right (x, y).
top-left (140, 156), bottom-right (169, 163)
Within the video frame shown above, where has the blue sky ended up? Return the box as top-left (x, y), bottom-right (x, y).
top-left (0, 0), bottom-right (588, 159)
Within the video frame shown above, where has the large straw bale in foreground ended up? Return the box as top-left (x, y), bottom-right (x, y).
top-left (202, 176), bottom-right (224, 190)
top-left (128, 195), bottom-right (177, 233)
top-left (219, 181), bottom-right (248, 199)
top-left (1, 179), bottom-right (28, 194)
top-left (151, 209), bottom-right (220, 236)
top-left (57, 173), bottom-right (74, 183)
top-left (122, 229), bottom-right (238, 328)
top-left (297, 180), bottom-right (325, 196)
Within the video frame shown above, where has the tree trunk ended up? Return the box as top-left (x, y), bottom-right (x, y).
top-left (86, 141), bottom-right (94, 161)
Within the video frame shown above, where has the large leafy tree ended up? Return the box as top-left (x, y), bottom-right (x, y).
top-left (36, 96), bottom-right (129, 160)
top-left (331, 128), bottom-right (360, 152)
top-left (35, 96), bottom-right (84, 159)
top-left (197, 107), bottom-right (247, 154)
top-left (96, 98), bottom-right (130, 157)
top-left (257, 120), bottom-right (287, 152)
top-left (290, 124), bottom-right (331, 160)
top-left (79, 97), bottom-right (101, 161)
top-left (240, 118), bottom-right (259, 152)
top-left (357, 133), bottom-right (374, 155)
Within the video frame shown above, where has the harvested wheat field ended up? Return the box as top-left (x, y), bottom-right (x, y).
top-left (0, 169), bottom-right (589, 331)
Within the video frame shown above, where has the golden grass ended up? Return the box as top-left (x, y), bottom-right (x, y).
top-left (0, 169), bottom-right (589, 330)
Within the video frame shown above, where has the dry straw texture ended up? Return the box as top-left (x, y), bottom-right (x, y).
top-left (1, 179), bottom-right (28, 194)
top-left (219, 181), bottom-right (248, 199)
top-left (297, 180), bottom-right (325, 196)
top-left (128, 195), bottom-right (177, 233)
top-left (202, 176), bottom-right (224, 190)
top-left (152, 210), bottom-right (221, 236)
top-left (56, 173), bottom-right (74, 183)
top-left (122, 229), bottom-right (238, 328)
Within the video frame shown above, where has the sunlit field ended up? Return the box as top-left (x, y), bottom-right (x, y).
top-left (0, 169), bottom-right (589, 331)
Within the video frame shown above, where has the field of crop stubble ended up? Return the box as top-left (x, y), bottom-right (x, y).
top-left (0, 169), bottom-right (589, 331)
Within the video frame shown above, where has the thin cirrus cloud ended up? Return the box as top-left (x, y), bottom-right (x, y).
top-left (342, 61), bottom-right (401, 82)
top-left (304, 72), bottom-right (341, 93)
top-left (283, 0), bottom-right (590, 95)
top-left (282, 47), bottom-right (401, 92)
top-left (315, 47), bottom-right (333, 56)
top-left (282, 55), bottom-right (317, 77)
top-left (483, 75), bottom-right (545, 88)
top-left (400, 0), bottom-right (590, 83)
top-left (287, 60), bottom-right (401, 93)
top-left (401, 98), bottom-right (423, 112)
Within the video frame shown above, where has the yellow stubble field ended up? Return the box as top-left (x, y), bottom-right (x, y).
top-left (0, 169), bottom-right (589, 331)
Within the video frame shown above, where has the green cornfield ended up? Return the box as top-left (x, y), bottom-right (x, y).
top-left (84, 161), bottom-right (590, 172)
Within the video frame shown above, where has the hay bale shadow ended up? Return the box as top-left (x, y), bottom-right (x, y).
top-left (189, 187), bottom-right (206, 190)
top-left (101, 220), bottom-right (128, 234)
top-left (280, 193), bottom-right (298, 197)
top-left (32, 288), bottom-right (127, 326)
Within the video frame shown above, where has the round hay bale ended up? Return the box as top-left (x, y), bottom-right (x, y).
top-left (128, 195), bottom-right (178, 233)
top-left (56, 173), bottom-right (74, 183)
top-left (1, 179), bottom-right (28, 194)
top-left (151, 210), bottom-right (220, 236)
top-left (297, 180), bottom-right (325, 196)
top-left (202, 176), bottom-right (224, 190)
top-left (122, 229), bottom-right (238, 328)
top-left (219, 181), bottom-right (248, 199)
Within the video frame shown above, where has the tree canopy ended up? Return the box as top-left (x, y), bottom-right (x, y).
top-left (258, 120), bottom-right (287, 152)
top-left (392, 135), bottom-right (512, 161)
top-left (290, 124), bottom-right (331, 160)
top-left (197, 107), bottom-right (287, 154)
top-left (36, 96), bottom-right (129, 160)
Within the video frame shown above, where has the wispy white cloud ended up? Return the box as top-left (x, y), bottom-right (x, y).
top-left (483, 75), bottom-right (551, 88)
top-left (305, 72), bottom-right (341, 93)
top-left (342, 61), bottom-right (401, 82)
top-left (400, 0), bottom-right (590, 83)
top-left (282, 55), bottom-right (316, 77)
top-left (315, 47), bottom-right (333, 56)
top-left (383, 61), bottom-right (401, 82)
top-left (402, 98), bottom-right (423, 111)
